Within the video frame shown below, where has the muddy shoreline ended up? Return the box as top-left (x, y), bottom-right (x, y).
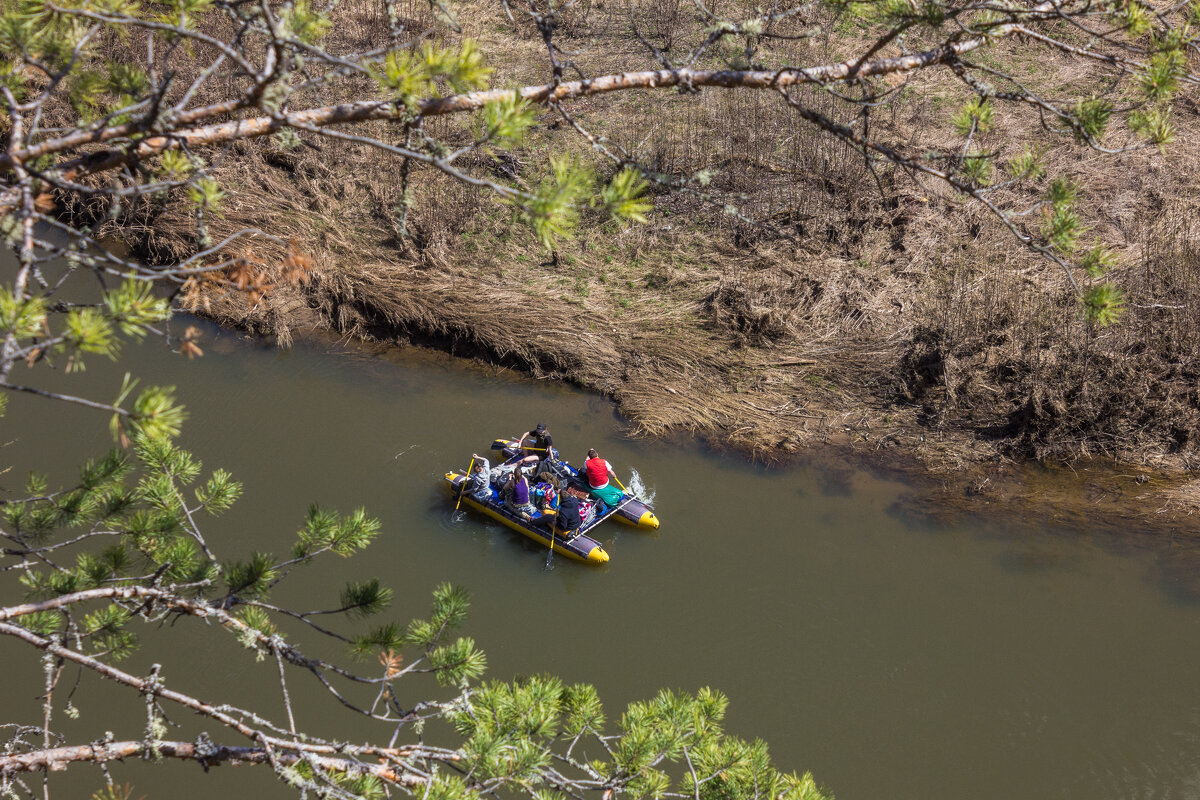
top-left (93, 57), bottom-right (1200, 548)
top-left (116, 94), bottom-right (1200, 551)
top-left (27, 0), bottom-right (1200, 572)
top-left (192, 275), bottom-right (1200, 565)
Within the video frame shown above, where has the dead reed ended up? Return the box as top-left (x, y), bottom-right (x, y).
top-left (76, 0), bottom-right (1200, 478)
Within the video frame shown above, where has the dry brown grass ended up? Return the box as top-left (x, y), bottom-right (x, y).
top-left (81, 0), bottom-right (1200, 496)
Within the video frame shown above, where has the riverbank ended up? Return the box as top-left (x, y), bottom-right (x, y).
top-left (150, 144), bottom-right (1200, 536)
top-left (183, 266), bottom-right (1200, 545)
top-left (87, 0), bottom-right (1200, 533)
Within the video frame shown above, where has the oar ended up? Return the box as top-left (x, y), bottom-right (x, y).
top-left (545, 487), bottom-right (562, 567)
top-left (455, 457), bottom-right (475, 513)
top-left (511, 435), bottom-right (553, 453)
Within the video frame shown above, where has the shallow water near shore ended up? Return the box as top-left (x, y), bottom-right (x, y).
top-left (5, 317), bottom-right (1200, 800)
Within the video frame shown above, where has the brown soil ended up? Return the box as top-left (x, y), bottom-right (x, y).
top-left (80, 0), bottom-right (1200, 538)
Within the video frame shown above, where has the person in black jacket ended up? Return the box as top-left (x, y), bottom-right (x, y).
top-left (517, 423), bottom-right (555, 469)
top-left (554, 492), bottom-right (583, 533)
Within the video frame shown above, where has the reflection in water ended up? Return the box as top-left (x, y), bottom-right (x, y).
top-left (993, 546), bottom-right (1073, 575)
top-left (3, 321), bottom-right (1200, 800)
top-left (815, 463), bottom-right (856, 497)
top-left (1074, 719), bottom-right (1200, 800)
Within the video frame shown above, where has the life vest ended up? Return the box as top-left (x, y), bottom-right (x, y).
top-left (584, 457), bottom-right (609, 489)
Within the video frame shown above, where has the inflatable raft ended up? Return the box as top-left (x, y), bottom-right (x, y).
top-left (488, 438), bottom-right (660, 531)
top-left (444, 466), bottom-right (611, 564)
top-left (444, 440), bottom-right (660, 565)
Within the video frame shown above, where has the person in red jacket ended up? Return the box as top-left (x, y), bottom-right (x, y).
top-left (582, 448), bottom-right (623, 507)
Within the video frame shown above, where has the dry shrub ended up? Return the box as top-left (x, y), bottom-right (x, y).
top-left (555, 0), bottom-right (604, 38)
top-left (320, 0), bottom-right (394, 52)
top-left (405, 173), bottom-right (486, 259)
top-left (311, 260), bottom-right (624, 378)
top-left (74, 0), bottom-right (1200, 475)
top-left (631, 0), bottom-right (683, 50)
top-left (506, 0), bottom-right (604, 40)
top-left (705, 268), bottom-right (822, 345)
top-left (889, 197), bottom-right (1200, 462)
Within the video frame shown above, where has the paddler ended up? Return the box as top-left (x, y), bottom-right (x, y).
top-left (517, 422), bottom-right (555, 468)
top-left (466, 453), bottom-right (492, 502)
top-left (582, 448), bottom-right (624, 508)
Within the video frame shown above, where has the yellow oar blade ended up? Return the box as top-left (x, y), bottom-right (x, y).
top-left (455, 457), bottom-right (476, 512)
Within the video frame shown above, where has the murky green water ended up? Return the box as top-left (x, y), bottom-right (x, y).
top-left (5, 312), bottom-right (1200, 800)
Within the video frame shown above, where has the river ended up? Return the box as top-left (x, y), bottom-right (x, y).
top-left (4, 312), bottom-right (1200, 800)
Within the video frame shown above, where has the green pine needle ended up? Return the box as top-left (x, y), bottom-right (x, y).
top-left (561, 682), bottom-right (606, 736)
top-left (63, 307), bottom-right (119, 364)
top-left (518, 156), bottom-right (594, 249)
top-left (340, 577), bottom-right (393, 617)
top-left (224, 552), bottom-right (278, 599)
top-left (430, 581), bottom-right (470, 630)
top-left (1006, 149), bottom-right (1045, 181)
top-left (951, 96), bottom-right (994, 137)
top-left (283, 0), bottom-right (331, 43)
top-left (1072, 96), bottom-right (1112, 143)
top-left (195, 469), bottom-right (242, 515)
top-left (481, 91), bottom-right (536, 147)
top-left (0, 288), bottom-right (48, 339)
top-left (350, 621), bottom-right (405, 658)
top-left (960, 152), bottom-right (993, 186)
top-left (1041, 204), bottom-right (1083, 253)
top-left (187, 177), bottom-right (225, 214)
top-left (1044, 177), bottom-right (1077, 209)
top-left (1129, 107), bottom-right (1176, 150)
top-left (429, 636), bottom-right (487, 686)
top-left (14, 610), bottom-right (62, 637)
top-left (601, 168), bottom-right (653, 223)
top-left (158, 150), bottom-right (195, 181)
top-left (79, 449), bottom-right (131, 491)
top-left (1141, 48), bottom-right (1184, 101)
top-left (237, 605), bottom-right (278, 635)
top-left (1080, 244), bottom-right (1118, 278)
top-left (105, 62), bottom-right (149, 97)
top-left (129, 385), bottom-right (186, 440)
top-left (1083, 283), bottom-right (1125, 325)
top-left (104, 279), bottom-right (170, 337)
top-left (66, 70), bottom-right (106, 114)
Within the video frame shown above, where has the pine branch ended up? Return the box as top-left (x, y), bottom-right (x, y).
top-left (0, 4), bottom-right (1063, 187)
top-left (0, 739), bottom-right (426, 783)
top-left (0, 617), bottom-right (463, 765)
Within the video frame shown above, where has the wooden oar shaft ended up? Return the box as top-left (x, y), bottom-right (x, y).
top-left (455, 457), bottom-right (476, 512)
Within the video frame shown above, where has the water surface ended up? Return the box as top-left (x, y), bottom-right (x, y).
top-left (3, 316), bottom-right (1200, 800)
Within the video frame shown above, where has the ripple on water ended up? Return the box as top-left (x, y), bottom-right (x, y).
top-left (1071, 718), bottom-right (1200, 800)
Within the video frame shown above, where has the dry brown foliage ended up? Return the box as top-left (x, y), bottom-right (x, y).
top-left (87, 0), bottom-right (1200, 482)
